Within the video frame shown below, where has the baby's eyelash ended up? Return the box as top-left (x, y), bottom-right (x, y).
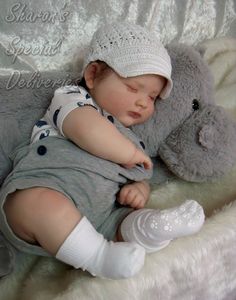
top-left (149, 95), bottom-right (156, 101)
top-left (126, 85), bottom-right (137, 92)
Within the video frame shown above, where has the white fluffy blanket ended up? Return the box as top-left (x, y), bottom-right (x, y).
top-left (0, 37), bottom-right (236, 300)
top-left (203, 37), bottom-right (236, 118)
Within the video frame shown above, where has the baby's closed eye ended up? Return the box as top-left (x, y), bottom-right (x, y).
top-left (148, 95), bottom-right (156, 101)
top-left (126, 84), bottom-right (138, 93)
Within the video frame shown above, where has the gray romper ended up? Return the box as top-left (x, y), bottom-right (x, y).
top-left (0, 86), bottom-right (152, 257)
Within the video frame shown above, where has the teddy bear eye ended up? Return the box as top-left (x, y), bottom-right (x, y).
top-left (192, 99), bottom-right (200, 111)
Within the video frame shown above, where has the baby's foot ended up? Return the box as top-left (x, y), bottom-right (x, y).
top-left (86, 241), bottom-right (146, 279)
top-left (144, 200), bottom-right (205, 241)
top-left (56, 216), bottom-right (145, 279)
top-left (121, 200), bottom-right (205, 253)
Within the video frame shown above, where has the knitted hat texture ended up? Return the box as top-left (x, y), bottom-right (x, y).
top-left (82, 23), bottom-right (172, 99)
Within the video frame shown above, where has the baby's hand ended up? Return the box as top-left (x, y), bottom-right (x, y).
top-left (117, 181), bottom-right (150, 209)
top-left (122, 148), bottom-right (153, 170)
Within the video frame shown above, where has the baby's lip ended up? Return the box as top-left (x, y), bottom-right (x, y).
top-left (128, 111), bottom-right (141, 119)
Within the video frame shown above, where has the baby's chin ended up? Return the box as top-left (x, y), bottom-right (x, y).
top-left (119, 116), bottom-right (145, 128)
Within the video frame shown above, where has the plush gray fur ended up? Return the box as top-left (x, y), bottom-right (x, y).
top-left (0, 44), bottom-right (236, 276)
top-left (133, 44), bottom-right (236, 182)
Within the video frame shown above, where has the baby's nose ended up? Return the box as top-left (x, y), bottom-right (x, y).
top-left (136, 98), bottom-right (147, 108)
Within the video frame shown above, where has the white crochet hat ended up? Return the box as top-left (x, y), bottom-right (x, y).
top-left (82, 23), bottom-right (173, 99)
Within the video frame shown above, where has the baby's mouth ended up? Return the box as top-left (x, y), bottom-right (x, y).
top-left (128, 111), bottom-right (141, 119)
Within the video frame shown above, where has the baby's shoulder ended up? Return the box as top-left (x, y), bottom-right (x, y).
top-left (54, 85), bottom-right (87, 96)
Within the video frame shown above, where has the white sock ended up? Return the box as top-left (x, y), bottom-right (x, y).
top-left (56, 216), bottom-right (145, 279)
top-left (121, 200), bottom-right (205, 253)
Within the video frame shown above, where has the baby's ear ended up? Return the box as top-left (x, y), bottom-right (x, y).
top-left (83, 63), bottom-right (96, 89)
top-left (83, 62), bottom-right (102, 89)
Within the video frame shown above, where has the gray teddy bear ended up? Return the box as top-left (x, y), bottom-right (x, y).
top-left (133, 44), bottom-right (236, 182)
top-left (0, 43), bottom-right (236, 277)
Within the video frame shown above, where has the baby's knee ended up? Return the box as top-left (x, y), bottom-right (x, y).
top-left (4, 188), bottom-right (41, 243)
top-left (4, 187), bottom-right (81, 243)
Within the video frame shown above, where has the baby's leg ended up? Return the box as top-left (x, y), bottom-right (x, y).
top-left (4, 188), bottom-right (145, 279)
top-left (120, 200), bottom-right (205, 253)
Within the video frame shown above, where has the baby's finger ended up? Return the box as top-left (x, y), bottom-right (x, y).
top-left (121, 163), bottom-right (136, 169)
top-left (118, 187), bottom-right (132, 204)
top-left (130, 195), bottom-right (145, 209)
top-left (143, 157), bottom-right (153, 170)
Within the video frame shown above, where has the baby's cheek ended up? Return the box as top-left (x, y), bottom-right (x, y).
top-left (142, 111), bottom-right (153, 123)
top-left (146, 106), bottom-right (155, 119)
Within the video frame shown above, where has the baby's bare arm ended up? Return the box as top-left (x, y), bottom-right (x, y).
top-left (117, 180), bottom-right (150, 209)
top-left (62, 106), bottom-right (152, 169)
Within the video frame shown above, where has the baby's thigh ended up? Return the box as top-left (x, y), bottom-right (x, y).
top-left (4, 187), bottom-right (81, 245)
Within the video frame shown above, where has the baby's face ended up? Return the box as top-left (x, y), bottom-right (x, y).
top-left (89, 70), bottom-right (166, 127)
